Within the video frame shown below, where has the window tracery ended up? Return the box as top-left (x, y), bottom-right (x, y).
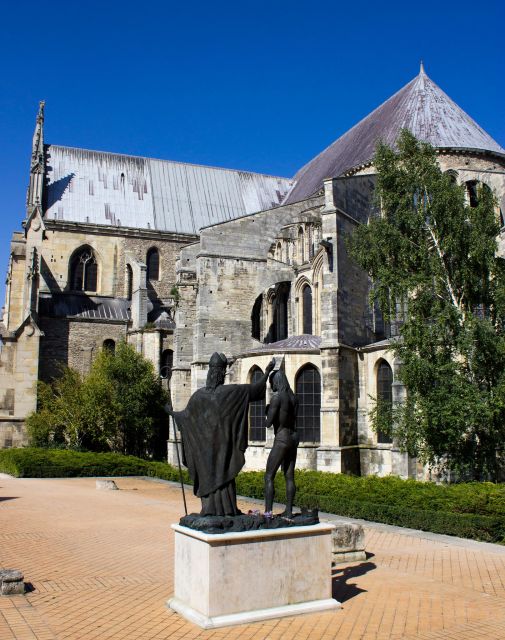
top-left (295, 364), bottom-right (321, 442)
top-left (70, 247), bottom-right (98, 292)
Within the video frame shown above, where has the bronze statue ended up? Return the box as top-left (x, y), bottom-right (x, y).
top-left (264, 369), bottom-right (299, 517)
top-left (168, 353), bottom-right (275, 517)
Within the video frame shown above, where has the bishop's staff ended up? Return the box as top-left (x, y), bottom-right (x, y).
top-left (164, 403), bottom-right (188, 516)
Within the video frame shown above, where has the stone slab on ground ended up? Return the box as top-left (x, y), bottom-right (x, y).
top-left (168, 522), bottom-right (340, 628)
top-left (95, 479), bottom-right (119, 490)
top-left (2, 476), bottom-right (505, 640)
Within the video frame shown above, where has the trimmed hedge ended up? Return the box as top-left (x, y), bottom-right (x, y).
top-left (236, 470), bottom-right (505, 544)
top-left (1, 448), bottom-right (504, 543)
top-left (0, 448), bottom-right (191, 485)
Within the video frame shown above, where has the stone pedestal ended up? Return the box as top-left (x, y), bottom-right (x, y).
top-left (168, 523), bottom-right (340, 628)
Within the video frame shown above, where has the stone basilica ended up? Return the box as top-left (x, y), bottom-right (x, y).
top-left (1, 65), bottom-right (504, 477)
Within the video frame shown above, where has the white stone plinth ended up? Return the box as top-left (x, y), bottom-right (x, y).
top-left (168, 522), bottom-right (340, 628)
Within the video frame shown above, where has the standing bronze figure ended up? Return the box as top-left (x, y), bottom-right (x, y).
top-left (168, 353), bottom-right (275, 517)
top-left (264, 369), bottom-right (299, 517)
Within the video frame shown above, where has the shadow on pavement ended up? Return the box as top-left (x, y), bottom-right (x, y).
top-left (0, 496), bottom-right (18, 502)
top-left (332, 560), bottom-right (377, 603)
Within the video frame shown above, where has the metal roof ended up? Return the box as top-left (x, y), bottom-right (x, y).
top-left (39, 293), bottom-right (131, 322)
top-left (44, 146), bottom-right (293, 234)
top-left (261, 334), bottom-right (321, 350)
top-left (285, 66), bottom-right (505, 204)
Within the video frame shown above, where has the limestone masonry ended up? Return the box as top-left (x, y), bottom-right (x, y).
top-left (2, 65), bottom-right (504, 477)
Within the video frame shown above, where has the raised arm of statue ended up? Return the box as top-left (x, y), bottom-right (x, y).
top-left (249, 358), bottom-right (275, 401)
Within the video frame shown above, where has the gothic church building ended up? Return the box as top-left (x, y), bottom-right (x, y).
top-left (2, 66), bottom-right (504, 477)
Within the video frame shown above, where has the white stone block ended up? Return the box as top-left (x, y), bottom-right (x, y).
top-left (168, 522), bottom-right (340, 628)
top-left (95, 479), bottom-right (118, 490)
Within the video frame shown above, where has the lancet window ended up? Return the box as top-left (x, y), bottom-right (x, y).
top-left (125, 264), bottom-right (133, 300)
top-left (295, 364), bottom-right (321, 442)
top-left (249, 366), bottom-right (266, 441)
top-left (377, 359), bottom-right (393, 444)
top-left (302, 285), bottom-right (313, 335)
top-left (70, 246), bottom-right (98, 293)
top-left (146, 247), bottom-right (160, 281)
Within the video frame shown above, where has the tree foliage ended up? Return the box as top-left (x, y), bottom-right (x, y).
top-left (26, 342), bottom-right (169, 459)
top-left (348, 130), bottom-right (505, 480)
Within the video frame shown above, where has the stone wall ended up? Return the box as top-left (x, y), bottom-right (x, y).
top-left (0, 419), bottom-right (28, 449)
top-left (37, 221), bottom-right (196, 300)
top-left (39, 318), bottom-right (129, 380)
top-left (184, 197), bottom-right (323, 370)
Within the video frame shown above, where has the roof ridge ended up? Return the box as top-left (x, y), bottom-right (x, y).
top-left (45, 143), bottom-right (292, 182)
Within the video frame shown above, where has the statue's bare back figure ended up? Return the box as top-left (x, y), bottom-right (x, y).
top-left (264, 370), bottom-right (300, 517)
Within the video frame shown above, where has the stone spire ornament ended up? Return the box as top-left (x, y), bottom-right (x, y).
top-left (26, 101), bottom-right (46, 214)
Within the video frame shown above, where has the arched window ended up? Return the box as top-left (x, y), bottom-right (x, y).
top-left (298, 227), bottom-right (305, 263)
top-left (160, 349), bottom-right (173, 380)
top-left (251, 295), bottom-right (262, 340)
top-left (265, 282), bottom-right (290, 343)
top-left (302, 285), bottom-right (313, 335)
top-left (466, 181), bottom-right (479, 208)
top-left (275, 282), bottom-right (290, 341)
top-left (249, 367), bottom-right (266, 441)
top-left (377, 360), bottom-right (393, 444)
top-left (70, 246), bottom-right (98, 292)
top-left (308, 225), bottom-right (314, 260)
top-left (146, 248), bottom-right (160, 281)
top-left (295, 364), bottom-right (321, 442)
top-left (275, 242), bottom-right (282, 262)
top-left (103, 339), bottom-right (115, 353)
top-left (125, 264), bottom-right (133, 301)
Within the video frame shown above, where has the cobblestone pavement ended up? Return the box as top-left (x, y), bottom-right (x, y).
top-left (1, 475), bottom-right (505, 640)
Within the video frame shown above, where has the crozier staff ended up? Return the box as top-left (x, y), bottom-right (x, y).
top-left (167, 353), bottom-right (275, 516)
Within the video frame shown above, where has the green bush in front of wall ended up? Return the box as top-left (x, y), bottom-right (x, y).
top-left (1, 448), bottom-right (504, 543)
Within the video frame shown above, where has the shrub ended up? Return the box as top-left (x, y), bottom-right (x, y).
top-left (26, 342), bottom-right (169, 459)
top-left (2, 448), bottom-right (504, 543)
top-left (0, 448), bottom-right (191, 484)
top-left (236, 469), bottom-right (505, 543)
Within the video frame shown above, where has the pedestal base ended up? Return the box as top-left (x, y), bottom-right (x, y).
top-left (168, 522), bottom-right (340, 628)
top-left (168, 596), bottom-right (339, 629)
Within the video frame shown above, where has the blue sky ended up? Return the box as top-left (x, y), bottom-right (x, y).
top-left (1, 0), bottom-right (504, 304)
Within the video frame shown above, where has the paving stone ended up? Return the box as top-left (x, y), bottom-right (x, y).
top-left (1, 475), bottom-right (505, 639)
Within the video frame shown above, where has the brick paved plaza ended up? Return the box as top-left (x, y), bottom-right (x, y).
top-left (1, 475), bottom-right (505, 640)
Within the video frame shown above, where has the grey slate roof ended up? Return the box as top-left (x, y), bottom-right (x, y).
top-left (285, 67), bottom-right (505, 204)
top-left (39, 293), bottom-right (131, 322)
top-left (261, 334), bottom-right (321, 350)
top-left (44, 145), bottom-right (293, 234)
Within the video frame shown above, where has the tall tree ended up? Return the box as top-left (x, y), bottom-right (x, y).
top-left (348, 130), bottom-right (505, 481)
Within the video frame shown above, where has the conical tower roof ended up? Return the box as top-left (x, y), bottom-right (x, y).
top-left (285, 65), bottom-right (505, 204)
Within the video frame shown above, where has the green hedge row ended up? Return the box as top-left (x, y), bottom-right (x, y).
top-left (0, 448), bottom-right (191, 485)
top-left (235, 471), bottom-right (505, 543)
top-left (1, 448), bottom-right (504, 543)
top-left (237, 469), bottom-right (505, 517)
